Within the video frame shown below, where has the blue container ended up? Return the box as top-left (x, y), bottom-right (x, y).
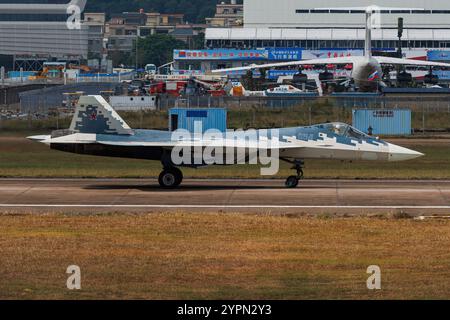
top-left (7, 71), bottom-right (36, 78)
top-left (352, 109), bottom-right (412, 136)
top-left (169, 108), bottom-right (227, 133)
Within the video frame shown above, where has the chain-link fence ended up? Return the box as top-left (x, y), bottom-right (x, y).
top-left (19, 82), bottom-right (124, 114)
top-left (155, 95), bottom-right (450, 132)
top-left (3, 93), bottom-right (450, 134)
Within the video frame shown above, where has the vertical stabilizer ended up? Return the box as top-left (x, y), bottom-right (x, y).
top-left (365, 11), bottom-right (372, 59)
top-left (69, 95), bottom-right (133, 135)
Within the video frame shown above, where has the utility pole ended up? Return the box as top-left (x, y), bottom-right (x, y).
top-left (135, 36), bottom-right (139, 72)
top-left (396, 18), bottom-right (404, 84)
top-left (397, 17), bottom-right (404, 58)
top-left (0, 66), bottom-right (4, 87)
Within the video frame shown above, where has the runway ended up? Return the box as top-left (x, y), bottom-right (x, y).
top-left (0, 179), bottom-right (449, 215)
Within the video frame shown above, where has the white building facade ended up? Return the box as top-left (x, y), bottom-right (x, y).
top-left (206, 0), bottom-right (450, 51)
top-left (0, 0), bottom-right (88, 70)
top-left (244, 0), bottom-right (450, 29)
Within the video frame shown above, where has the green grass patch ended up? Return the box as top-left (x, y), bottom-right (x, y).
top-left (0, 136), bottom-right (449, 179)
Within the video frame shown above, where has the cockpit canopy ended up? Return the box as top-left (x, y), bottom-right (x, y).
top-left (317, 123), bottom-right (372, 140)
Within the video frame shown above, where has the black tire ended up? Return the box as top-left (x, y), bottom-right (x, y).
top-left (158, 168), bottom-right (182, 189)
top-left (285, 176), bottom-right (299, 189)
top-left (172, 167), bottom-right (183, 186)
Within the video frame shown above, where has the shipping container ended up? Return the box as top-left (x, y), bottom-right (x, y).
top-left (352, 109), bottom-right (412, 136)
top-left (169, 108), bottom-right (227, 133)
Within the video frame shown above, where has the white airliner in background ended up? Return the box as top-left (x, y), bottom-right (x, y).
top-left (212, 5), bottom-right (450, 91)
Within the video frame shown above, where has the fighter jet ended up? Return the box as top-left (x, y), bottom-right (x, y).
top-left (29, 95), bottom-right (423, 188)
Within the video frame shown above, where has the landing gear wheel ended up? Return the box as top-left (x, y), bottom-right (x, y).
top-left (282, 159), bottom-right (305, 189)
top-left (158, 167), bottom-right (183, 189)
top-left (172, 167), bottom-right (183, 185)
top-left (285, 176), bottom-right (299, 188)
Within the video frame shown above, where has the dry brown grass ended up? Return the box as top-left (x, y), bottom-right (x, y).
top-left (0, 212), bottom-right (449, 300)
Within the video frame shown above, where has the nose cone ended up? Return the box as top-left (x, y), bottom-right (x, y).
top-left (388, 143), bottom-right (424, 162)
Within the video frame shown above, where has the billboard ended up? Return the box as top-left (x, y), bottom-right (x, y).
top-left (174, 48), bottom-right (302, 61)
top-left (301, 49), bottom-right (364, 60)
top-left (174, 49), bottom-right (268, 61)
top-left (267, 48), bottom-right (302, 60)
top-left (267, 69), bottom-right (352, 80)
top-left (427, 51), bottom-right (450, 62)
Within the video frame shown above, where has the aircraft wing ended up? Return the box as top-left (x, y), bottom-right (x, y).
top-left (211, 57), bottom-right (357, 73)
top-left (97, 138), bottom-right (300, 150)
top-left (375, 56), bottom-right (450, 68)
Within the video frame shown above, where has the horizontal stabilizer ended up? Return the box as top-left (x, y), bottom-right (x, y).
top-left (27, 135), bottom-right (51, 142)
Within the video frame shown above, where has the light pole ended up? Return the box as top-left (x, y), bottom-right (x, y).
top-left (135, 35), bottom-right (139, 72)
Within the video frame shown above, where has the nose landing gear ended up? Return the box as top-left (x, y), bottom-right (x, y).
top-left (285, 160), bottom-right (304, 188)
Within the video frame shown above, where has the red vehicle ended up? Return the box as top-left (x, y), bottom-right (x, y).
top-left (165, 81), bottom-right (187, 96)
top-left (148, 82), bottom-right (165, 95)
top-left (148, 81), bottom-right (187, 96)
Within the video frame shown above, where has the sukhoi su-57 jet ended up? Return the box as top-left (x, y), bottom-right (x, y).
top-left (29, 95), bottom-right (423, 189)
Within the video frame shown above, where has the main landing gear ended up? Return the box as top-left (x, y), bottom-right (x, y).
top-left (284, 160), bottom-right (305, 189)
top-left (158, 166), bottom-right (183, 189)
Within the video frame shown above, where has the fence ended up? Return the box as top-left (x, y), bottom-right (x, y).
top-left (0, 83), bottom-right (58, 108)
top-left (74, 72), bottom-right (134, 83)
top-left (156, 95), bottom-right (450, 111)
top-left (5, 93), bottom-right (450, 135)
top-left (19, 82), bottom-right (124, 114)
top-left (155, 95), bottom-right (450, 133)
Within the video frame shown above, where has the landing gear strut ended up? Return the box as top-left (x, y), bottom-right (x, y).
top-left (284, 160), bottom-right (304, 189)
top-left (158, 167), bottom-right (183, 189)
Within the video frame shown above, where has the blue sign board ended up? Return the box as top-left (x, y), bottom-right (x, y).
top-left (267, 48), bottom-right (302, 61)
top-left (433, 70), bottom-right (450, 80)
top-left (427, 51), bottom-right (450, 62)
top-left (174, 48), bottom-right (303, 61)
top-left (174, 49), bottom-right (268, 61)
top-left (267, 70), bottom-right (299, 80)
top-left (187, 110), bottom-right (208, 118)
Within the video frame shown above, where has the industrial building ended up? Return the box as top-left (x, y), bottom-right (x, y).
top-left (0, 0), bottom-right (89, 71)
top-left (206, 0), bottom-right (450, 51)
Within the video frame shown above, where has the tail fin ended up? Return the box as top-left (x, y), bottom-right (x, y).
top-left (69, 95), bottom-right (133, 135)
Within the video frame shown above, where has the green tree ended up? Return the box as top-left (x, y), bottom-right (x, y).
top-left (135, 34), bottom-right (186, 68)
top-left (192, 32), bottom-right (205, 50)
top-left (108, 41), bottom-right (132, 66)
